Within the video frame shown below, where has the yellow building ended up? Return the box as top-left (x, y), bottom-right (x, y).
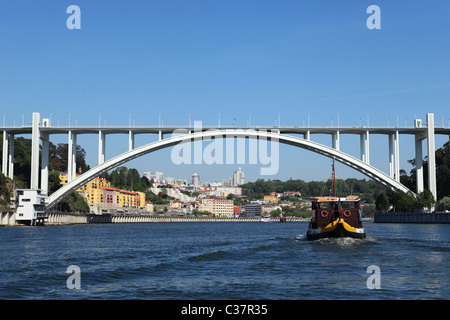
top-left (59, 174), bottom-right (145, 208)
top-left (264, 195), bottom-right (278, 204)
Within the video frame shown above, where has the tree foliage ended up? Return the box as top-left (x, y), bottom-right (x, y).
top-left (387, 188), bottom-right (436, 212)
top-left (100, 167), bottom-right (150, 192)
top-left (375, 192), bottom-right (389, 212)
top-left (405, 141), bottom-right (450, 199)
top-left (0, 173), bottom-right (12, 207)
top-left (241, 177), bottom-right (388, 204)
top-left (436, 197), bottom-right (450, 212)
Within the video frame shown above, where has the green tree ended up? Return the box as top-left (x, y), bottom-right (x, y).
top-left (0, 173), bottom-right (12, 207)
top-left (375, 192), bottom-right (389, 212)
top-left (405, 141), bottom-right (450, 199)
top-left (436, 197), bottom-right (450, 212)
top-left (58, 192), bottom-right (90, 213)
top-left (415, 189), bottom-right (436, 211)
top-left (390, 190), bottom-right (416, 212)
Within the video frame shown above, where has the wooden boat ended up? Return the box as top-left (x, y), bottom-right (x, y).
top-left (306, 159), bottom-right (366, 240)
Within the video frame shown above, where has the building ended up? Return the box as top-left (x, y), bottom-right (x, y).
top-left (60, 174), bottom-right (111, 205)
top-left (192, 173), bottom-right (200, 187)
top-left (199, 186), bottom-right (242, 198)
top-left (199, 197), bottom-right (233, 217)
top-left (284, 191), bottom-right (302, 197)
top-left (233, 167), bottom-right (245, 186)
top-left (221, 177), bottom-right (232, 186)
top-left (59, 174), bottom-right (146, 213)
top-left (143, 171), bottom-right (164, 183)
top-left (114, 188), bottom-right (145, 208)
top-left (264, 195), bottom-right (278, 204)
top-left (244, 204), bottom-right (262, 217)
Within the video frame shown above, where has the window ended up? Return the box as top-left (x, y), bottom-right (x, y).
top-left (319, 202), bottom-right (333, 210)
top-left (342, 202), bottom-right (356, 209)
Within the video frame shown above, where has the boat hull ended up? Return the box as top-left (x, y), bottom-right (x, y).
top-left (306, 218), bottom-right (365, 241)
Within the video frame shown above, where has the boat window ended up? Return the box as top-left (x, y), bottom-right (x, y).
top-left (319, 202), bottom-right (333, 209)
top-left (341, 202), bottom-right (356, 209)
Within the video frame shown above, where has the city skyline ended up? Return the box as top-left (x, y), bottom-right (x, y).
top-left (1, 1), bottom-right (449, 183)
top-left (143, 167), bottom-right (245, 187)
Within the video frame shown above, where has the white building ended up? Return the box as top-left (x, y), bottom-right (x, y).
top-left (233, 167), bottom-right (245, 186)
top-left (192, 173), bottom-right (200, 187)
top-left (14, 189), bottom-right (46, 225)
top-left (221, 177), bottom-right (232, 186)
top-left (143, 171), bottom-right (164, 183)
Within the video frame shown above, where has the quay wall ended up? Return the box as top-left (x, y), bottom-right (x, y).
top-left (0, 210), bottom-right (15, 226)
top-left (1, 211), bottom-right (308, 226)
top-left (87, 215), bottom-right (308, 224)
top-left (374, 212), bottom-right (450, 224)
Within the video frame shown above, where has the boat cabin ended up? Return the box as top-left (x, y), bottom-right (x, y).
top-left (310, 196), bottom-right (362, 229)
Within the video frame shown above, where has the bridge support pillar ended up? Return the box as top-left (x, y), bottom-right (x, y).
top-left (360, 132), bottom-right (369, 164)
top-left (415, 135), bottom-right (424, 194)
top-left (2, 131), bottom-right (8, 175)
top-left (365, 131), bottom-right (370, 164)
top-left (30, 112), bottom-right (40, 189)
top-left (388, 134), bottom-right (394, 179)
top-left (394, 131), bottom-right (400, 182)
top-left (98, 131), bottom-right (106, 165)
top-left (68, 132), bottom-right (72, 181)
top-left (41, 133), bottom-right (49, 195)
top-left (304, 131), bottom-right (310, 141)
top-left (128, 130), bottom-right (135, 151)
top-left (332, 131), bottom-right (340, 151)
top-left (68, 131), bottom-right (77, 182)
top-left (8, 133), bottom-right (14, 179)
top-left (426, 113), bottom-right (437, 200)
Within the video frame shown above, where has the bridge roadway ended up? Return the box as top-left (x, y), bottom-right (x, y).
top-left (3, 124), bottom-right (450, 136)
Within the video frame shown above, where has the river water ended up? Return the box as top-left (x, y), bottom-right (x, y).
top-left (0, 221), bottom-right (448, 300)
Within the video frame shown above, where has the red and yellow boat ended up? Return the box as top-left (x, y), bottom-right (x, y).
top-left (306, 159), bottom-right (366, 241)
top-left (306, 195), bottom-right (366, 240)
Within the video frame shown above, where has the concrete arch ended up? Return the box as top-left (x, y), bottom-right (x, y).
top-left (45, 129), bottom-right (412, 208)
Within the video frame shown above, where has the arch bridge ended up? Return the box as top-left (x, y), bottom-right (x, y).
top-left (2, 113), bottom-right (448, 212)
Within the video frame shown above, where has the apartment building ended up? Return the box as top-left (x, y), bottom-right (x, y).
top-left (199, 197), bottom-right (233, 217)
top-left (59, 174), bottom-right (145, 209)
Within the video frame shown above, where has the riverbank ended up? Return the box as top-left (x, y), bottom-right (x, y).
top-left (1, 211), bottom-right (375, 226)
top-left (8, 212), bottom-right (311, 226)
top-left (374, 212), bottom-right (450, 223)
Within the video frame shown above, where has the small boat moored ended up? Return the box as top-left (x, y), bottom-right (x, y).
top-left (260, 215), bottom-right (271, 223)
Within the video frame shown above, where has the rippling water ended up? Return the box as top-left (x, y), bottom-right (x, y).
top-left (0, 222), bottom-right (448, 300)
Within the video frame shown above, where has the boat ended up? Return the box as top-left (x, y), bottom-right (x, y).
top-left (306, 159), bottom-right (366, 240)
top-left (280, 211), bottom-right (287, 223)
top-left (260, 215), bottom-right (271, 223)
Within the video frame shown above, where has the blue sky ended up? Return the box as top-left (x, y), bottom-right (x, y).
top-left (1, 1), bottom-right (449, 183)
